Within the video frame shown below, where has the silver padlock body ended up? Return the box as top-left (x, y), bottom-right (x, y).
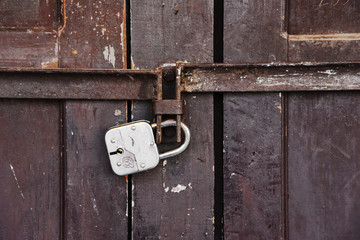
top-left (105, 121), bottom-right (159, 176)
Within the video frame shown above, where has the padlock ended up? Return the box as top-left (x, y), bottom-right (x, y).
top-left (105, 120), bottom-right (190, 176)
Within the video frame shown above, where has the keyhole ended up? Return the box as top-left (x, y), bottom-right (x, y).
top-left (110, 148), bottom-right (124, 155)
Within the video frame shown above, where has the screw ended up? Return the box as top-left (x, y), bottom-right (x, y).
top-left (150, 140), bottom-right (154, 146)
top-left (131, 125), bottom-right (136, 130)
top-left (111, 138), bottom-right (116, 143)
top-left (140, 163), bottom-right (145, 168)
top-left (117, 162), bottom-right (121, 166)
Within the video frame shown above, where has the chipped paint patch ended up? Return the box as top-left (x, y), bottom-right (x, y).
top-left (171, 184), bottom-right (187, 193)
top-left (114, 109), bottom-right (122, 116)
top-left (164, 187), bottom-right (169, 193)
top-left (41, 58), bottom-right (58, 69)
top-left (163, 160), bottom-right (167, 167)
top-left (91, 198), bottom-right (99, 215)
top-left (10, 164), bottom-right (25, 199)
top-left (103, 45), bottom-right (116, 68)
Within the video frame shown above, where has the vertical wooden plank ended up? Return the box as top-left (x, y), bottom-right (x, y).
top-left (0, 99), bottom-right (60, 239)
top-left (224, 0), bottom-right (287, 63)
top-left (223, 93), bottom-right (282, 239)
top-left (65, 101), bottom-right (128, 239)
top-left (131, 0), bottom-right (213, 69)
top-left (131, 0), bottom-right (214, 238)
top-left (132, 94), bottom-right (215, 239)
top-left (59, 0), bottom-right (126, 68)
top-left (288, 92), bottom-right (360, 240)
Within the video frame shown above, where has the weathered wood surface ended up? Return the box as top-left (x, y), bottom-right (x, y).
top-left (288, 40), bottom-right (360, 63)
top-left (0, 31), bottom-right (58, 68)
top-left (288, 92), bottom-right (360, 240)
top-left (0, 0), bottom-right (59, 28)
top-left (0, 70), bottom-right (157, 100)
top-left (59, 0), bottom-right (126, 69)
top-left (132, 94), bottom-right (215, 239)
top-left (288, 0), bottom-right (360, 34)
top-left (131, 0), bottom-right (213, 69)
top-left (64, 101), bottom-right (128, 239)
top-left (181, 64), bottom-right (360, 92)
top-left (224, 0), bottom-right (286, 63)
top-left (223, 93), bottom-right (282, 239)
top-left (0, 100), bottom-right (61, 239)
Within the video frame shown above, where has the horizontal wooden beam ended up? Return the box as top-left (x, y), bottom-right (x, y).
top-left (179, 63), bottom-right (360, 92)
top-left (0, 68), bottom-right (159, 100)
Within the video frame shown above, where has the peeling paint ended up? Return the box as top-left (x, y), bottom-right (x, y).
top-left (103, 45), bottom-right (116, 68)
top-left (171, 184), bottom-right (187, 193)
top-left (91, 198), bottom-right (99, 215)
top-left (164, 187), bottom-right (169, 192)
top-left (10, 164), bottom-right (25, 199)
top-left (41, 58), bottom-right (58, 69)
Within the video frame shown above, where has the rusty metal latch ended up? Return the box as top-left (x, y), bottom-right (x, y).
top-left (104, 120), bottom-right (190, 176)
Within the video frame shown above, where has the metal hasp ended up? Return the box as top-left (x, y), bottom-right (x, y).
top-left (105, 120), bottom-right (190, 176)
top-left (153, 64), bottom-right (184, 144)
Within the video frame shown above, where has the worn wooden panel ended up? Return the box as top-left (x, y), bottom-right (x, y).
top-left (224, 0), bottom-right (286, 63)
top-left (132, 94), bottom-right (214, 239)
top-left (0, 100), bottom-right (60, 239)
top-left (223, 93), bottom-right (282, 239)
top-left (0, 31), bottom-right (58, 68)
top-left (289, 0), bottom-right (360, 35)
top-left (65, 101), bottom-right (128, 239)
top-left (288, 92), bottom-right (360, 240)
top-left (59, 0), bottom-right (126, 68)
top-left (0, 0), bottom-right (59, 28)
top-left (131, 0), bottom-right (213, 69)
top-left (288, 40), bottom-right (360, 62)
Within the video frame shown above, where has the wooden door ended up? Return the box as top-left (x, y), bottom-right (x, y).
top-left (1, 0), bottom-right (359, 240)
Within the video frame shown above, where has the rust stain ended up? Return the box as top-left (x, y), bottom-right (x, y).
top-left (58, 0), bottom-right (67, 37)
top-left (122, 0), bottom-right (127, 69)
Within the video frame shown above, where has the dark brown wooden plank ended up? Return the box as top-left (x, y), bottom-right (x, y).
top-left (223, 93), bottom-right (282, 239)
top-left (288, 92), bottom-right (360, 240)
top-left (131, 0), bottom-right (213, 69)
top-left (0, 31), bottom-right (58, 68)
top-left (59, 0), bottom-right (126, 69)
top-left (0, 99), bottom-right (60, 239)
top-left (288, 0), bottom-right (360, 35)
top-left (288, 40), bottom-right (360, 62)
top-left (132, 94), bottom-right (215, 239)
top-left (224, 0), bottom-right (286, 63)
top-left (0, 0), bottom-right (59, 29)
top-left (65, 100), bottom-right (128, 239)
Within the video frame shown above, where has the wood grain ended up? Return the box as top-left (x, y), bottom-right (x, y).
top-left (131, 0), bottom-right (213, 69)
top-left (0, 31), bottom-right (58, 68)
top-left (223, 93), bottom-right (282, 239)
top-left (59, 0), bottom-right (126, 69)
top-left (132, 94), bottom-right (215, 239)
top-left (64, 101), bottom-right (128, 239)
top-left (224, 0), bottom-right (286, 63)
top-left (288, 40), bottom-right (360, 62)
top-left (0, 99), bottom-right (60, 240)
top-left (288, 0), bottom-right (360, 35)
top-left (288, 92), bottom-right (360, 240)
top-left (0, 0), bottom-right (59, 28)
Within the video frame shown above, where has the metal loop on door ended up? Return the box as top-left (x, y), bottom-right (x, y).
top-left (151, 120), bottom-right (191, 160)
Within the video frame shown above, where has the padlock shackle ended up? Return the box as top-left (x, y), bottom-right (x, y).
top-left (151, 120), bottom-right (190, 160)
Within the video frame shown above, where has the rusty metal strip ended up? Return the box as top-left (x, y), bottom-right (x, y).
top-left (0, 68), bottom-right (158, 100)
top-left (152, 100), bottom-right (184, 115)
top-left (179, 63), bottom-right (360, 92)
